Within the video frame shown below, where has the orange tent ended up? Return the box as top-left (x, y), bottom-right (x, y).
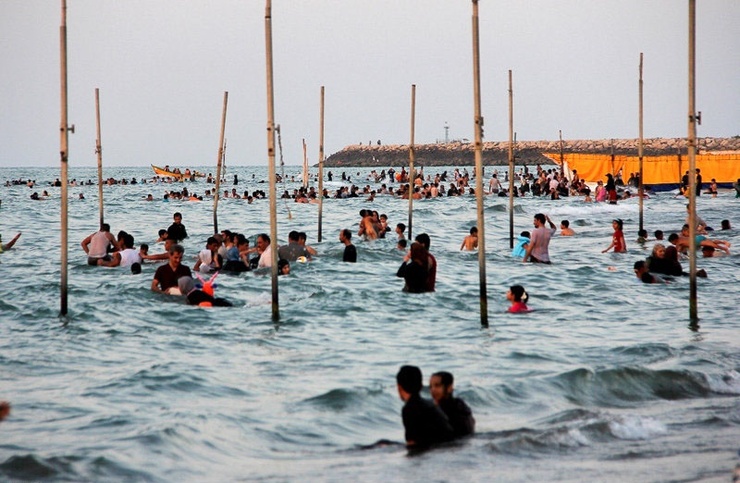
top-left (544, 152), bottom-right (740, 191)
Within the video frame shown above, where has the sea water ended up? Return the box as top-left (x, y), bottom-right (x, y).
top-left (1, 166), bottom-right (738, 482)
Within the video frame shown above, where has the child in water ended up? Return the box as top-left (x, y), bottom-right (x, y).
top-left (506, 285), bottom-right (530, 313)
top-left (602, 219), bottom-right (627, 253)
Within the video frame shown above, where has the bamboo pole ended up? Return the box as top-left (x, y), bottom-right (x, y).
top-left (558, 130), bottom-right (564, 178)
top-left (59, 0), bottom-right (72, 316)
top-left (471, 0), bottom-right (488, 328)
top-left (508, 70), bottom-right (515, 249)
top-left (317, 86), bottom-right (325, 242)
top-left (264, 0), bottom-right (279, 321)
top-left (95, 88), bottom-right (104, 228)
top-left (302, 138), bottom-right (308, 190)
top-left (213, 91), bottom-right (228, 234)
top-left (687, 0), bottom-right (698, 324)
top-left (638, 53), bottom-right (644, 232)
top-left (407, 84), bottom-right (416, 240)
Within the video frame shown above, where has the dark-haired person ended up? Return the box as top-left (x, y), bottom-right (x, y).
top-left (98, 233), bottom-right (141, 269)
top-left (339, 228), bottom-right (357, 262)
top-left (256, 233), bottom-right (273, 269)
top-left (166, 212), bottom-right (188, 243)
top-left (429, 372), bottom-right (475, 438)
top-left (396, 242), bottom-right (430, 293)
top-left (415, 233), bottom-right (436, 291)
top-left (151, 244), bottom-right (192, 294)
top-left (278, 230), bottom-right (310, 262)
top-left (602, 218), bottom-right (627, 253)
top-left (81, 223), bottom-right (119, 266)
top-left (634, 260), bottom-right (660, 284)
top-left (396, 365), bottom-right (453, 448)
top-left (523, 213), bottom-right (556, 264)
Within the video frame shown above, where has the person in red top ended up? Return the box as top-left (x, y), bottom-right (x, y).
top-left (506, 285), bottom-right (530, 313)
top-left (602, 218), bottom-right (627, 253)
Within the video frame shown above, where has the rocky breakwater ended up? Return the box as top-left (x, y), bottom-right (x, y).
top-left (323, 136), bottom-right (740, 167)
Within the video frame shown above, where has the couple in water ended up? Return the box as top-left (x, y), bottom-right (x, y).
top-left (396, 365), bottom-right (475, 449)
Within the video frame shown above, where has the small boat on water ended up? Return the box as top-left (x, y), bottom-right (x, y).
top-left (151, 165), bottom-right (206, 180)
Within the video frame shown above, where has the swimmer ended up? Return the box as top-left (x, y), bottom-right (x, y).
top-left (511, 231), bottom-right (530, 258)
top-left (429, 371), bottom-right (475, 437)
top-left (506, 285), bottom-right (530, 313)
top-left (177, 275), bottom-right (233, 307)
top-left (339, 228), bottom-right (357, 262)
top-left (0, 232), bottom-right (21, 252)
top-left (636, 229), bottom-right (649, 244)
top-left (151, 244), bottom-right (192, 294)
top-left (278, 258), bottom-right (290, 275)
top-left (560, 220), bottom-right (575, 236)
top-left (396, 365), bottom-right (453, 448)
top-left (634, 260), bottom-right (661, 284)
top-left (460, 227), bottom-right (478, 251)
top-left (0, 400), bottom-right (10, 421)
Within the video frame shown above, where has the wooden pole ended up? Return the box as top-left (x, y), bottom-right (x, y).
top-left (265, 0), bottom-right (279, 321)
top-left (687, 0), bottom-right (698, 324)
top-left (407, 84), bottom-right (416, 240)
top-left (558, 130), bottom-right (564, 177)
top-left (213, 91), bottom-right (228, 234)
top-left (638, 53), bottom-right (644, 232)
top-left (302, 138), bottom-right (308, 190)
top-left (59, 0), bottom-right (72, 316)
top-left (471, 0), bottom-right (489, 328)
top-left (317, 86), bottom-right (325, 242)
top-left (508, 70), bottom-right (515, 249)
top-left (95, 88), bottom-right (104, 228)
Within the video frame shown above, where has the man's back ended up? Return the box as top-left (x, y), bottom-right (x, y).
top-left (402, 394), bottom-right (453, 447)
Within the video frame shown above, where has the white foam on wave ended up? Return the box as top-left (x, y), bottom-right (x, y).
top-left (608, 415), bottom-right (667, 440)
top-left (707, 370), bottom-right (740, 395)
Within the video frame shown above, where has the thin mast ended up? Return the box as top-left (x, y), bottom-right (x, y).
top-left (214, 91), bottom-right (228, 234)
top-left (59, 0), bottom-right (73, 316)
top-left (638, 53), bottom-right (644, 232)
top-left (508, 70), bottom-right (515, 249)
top-left (471, 0), bottom-right (489, 328)
top-left (265, 0), bottom-right (279, 320)
top-left (687, 0), bottom-right (698, 324)
top-left (407, 84), bottom-right (416, 240)
top-left (95, 88), bottom-right (104, 227)
top-left (317, 86), bottom-right (325, 242)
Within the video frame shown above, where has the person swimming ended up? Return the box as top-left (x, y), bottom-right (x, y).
top-left (506, 285), bottom-right (530, 313)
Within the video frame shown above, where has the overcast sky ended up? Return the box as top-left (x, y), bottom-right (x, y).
top-left (1, 1), bottom-right (738, 168)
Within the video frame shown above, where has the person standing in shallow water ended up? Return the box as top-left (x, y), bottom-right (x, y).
top-left (602, 218), bottom-right (627, 253)
top-left (523, 213), bottom-right (555, 264)
top-left (339, 228), bottom-right (356, 263)
top-left (396, 242), bottom-right (429, 293)
top-left (396, 365), bottom-right (453, 449)
top-left (506, 285), bottom-right (530, 313)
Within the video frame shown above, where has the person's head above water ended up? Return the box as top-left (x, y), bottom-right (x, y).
top-left (396, 365), bottom-right (422, 399)
top-left (508, 285), bottom-right (528, 303)
top-left (429, 371), bottom-right (454, 404)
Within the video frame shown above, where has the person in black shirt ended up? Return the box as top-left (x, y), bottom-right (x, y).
top-left (339, 228), bottom-right (356, 262)
top-left (167, 212), bottom-right (188, 243)
top-left (429, 372), bottom-right (475, 438)
top-left (396, 365), bottom-right (453, 448)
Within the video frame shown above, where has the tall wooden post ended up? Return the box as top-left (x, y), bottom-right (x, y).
top-left (317, 86), bottom-right (325, 242)
top-left (508, 70), bottom-right (515, 249)
top-left (558, 130), bottom-right (564, 177)
top-left (95, 88), bottom-right (104, 228)
top-left (60, 0), bottom-right (73, 316)
top-left (407, 84), bottom-right (416, 241)
top-left (687, 0), bottom-right (698, 323)
top-left (213, 91), bottom-right (228, 234)
top-left (302, 139), bottom-right (309, 190)
top-left (471, 0), bottom-right (489, 328)
top-left (265, 0), bottom-right (279, 321)
top-left (638, 53), bottom-right (644, 232)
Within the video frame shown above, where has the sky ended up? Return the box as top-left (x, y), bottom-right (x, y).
top-left (1, 0), bottom-right (738, 168)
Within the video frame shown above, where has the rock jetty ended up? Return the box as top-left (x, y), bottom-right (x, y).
top-left (323, 136), bottom-right (740, 167)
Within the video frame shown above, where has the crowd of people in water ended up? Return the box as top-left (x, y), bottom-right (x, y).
top-left (3, 165), bottom-right (737, 448)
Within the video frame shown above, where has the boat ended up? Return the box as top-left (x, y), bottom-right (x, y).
top-left (544, 151), bottom-right (740, 192)
top-left (151, 165), bottom-right (206, 180)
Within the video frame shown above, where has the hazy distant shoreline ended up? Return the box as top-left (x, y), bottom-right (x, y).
top-left (324, 136), bottom-right (740, 168)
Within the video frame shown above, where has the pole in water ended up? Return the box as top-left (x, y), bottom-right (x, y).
top-left (638, 53), bottom-right (644, 232)
top-left (407, 84), bottom-right (416, 241)
top-left (60, 0), bottom-right (73, 317)
top-left (317, 86), bottom-right (325, 242)
top-left (687, 0), bottom-right (699, 325)
top-left (508, 70), bottom-right (515, 249)
top-left (214, 91), bottom-right (228, 234)
top-left (471, 0), bottom-right (489, 328)
top-left (264, 0), bottom-right (279, 321)
top-left (95, 88), bottom-right (104, 228)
